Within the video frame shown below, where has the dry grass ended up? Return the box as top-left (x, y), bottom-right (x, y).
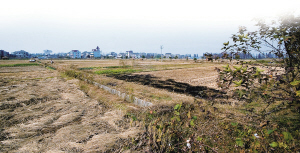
top-left (0, 60), bottom-right (32, 65)
top-left (89, 74), bottom-right (194, 106)
top-left (0, 66), bottom-right (46, 73)
top-left (50, 59), bottom-right (215, 69)
top-left (0, 64), bottom-right (140, 152)
top-left (2, 59), bottom-right (275, 152)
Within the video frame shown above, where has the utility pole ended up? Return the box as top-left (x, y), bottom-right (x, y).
top-left (160, 45), bottom-right (164, 62)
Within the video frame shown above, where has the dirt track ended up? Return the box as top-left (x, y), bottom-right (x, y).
top-left (0, 66), bottom-right (138, 152)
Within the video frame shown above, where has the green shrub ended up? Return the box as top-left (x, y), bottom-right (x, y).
top-left (216, 14), bottom-right (300, 152)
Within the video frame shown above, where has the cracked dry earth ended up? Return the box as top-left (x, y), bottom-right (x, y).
top-left (0, 66), bottom-right (138, 152)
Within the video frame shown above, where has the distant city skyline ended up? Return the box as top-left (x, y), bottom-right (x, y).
top-left (1, 0), bottom-right (299, 55)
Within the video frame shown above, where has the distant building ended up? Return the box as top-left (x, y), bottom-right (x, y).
top-left (126, 50), bottom-right (133, 58)
top-left (81, 51), bottom-right (91, 58)
top-left (165, 53), bottom-right (172, 58)
top-left (57, 53), bottom-right (68, 58)
top-left (132, 53), bottom-right (140, 59)
top-left (92, 46), bottom-right (101, 58)
top-left (13, 50), bottom-right (30, 58)
top-left (69, 50), bottom-right (81, 58)
top-left (185, 54), bottom-right (191, 58)
top-left (0, 50), bottom-right (9, 59)
top-left (146, 53), bottom-right (155, 58)
top-left (117, 53), bottom-right (126, 59)
top-left (110, 52), bottom-right (117, 57)
top-left (140, 52), bottom-right (146, 58)
top-left (157, 54), bottom-right (163, 58)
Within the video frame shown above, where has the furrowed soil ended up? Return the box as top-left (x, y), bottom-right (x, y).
top-left (133, 66), bottom-right (219, 89)
top-left (0, 66), bottom-right (139, 152)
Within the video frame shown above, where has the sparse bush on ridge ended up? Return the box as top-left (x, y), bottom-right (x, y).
top-left (220, 14), bottom-right (300, 115)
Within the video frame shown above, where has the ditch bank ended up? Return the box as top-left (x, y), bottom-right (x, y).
top-left (89, 80), bottom-right (153, 107)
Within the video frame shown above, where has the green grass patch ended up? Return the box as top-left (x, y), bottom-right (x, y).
top-left (46, 66), bottom-right (56, 70)
top-left (78, 67), bottom-right (99, 70)
top-left (94, 69), bottom-right (142, 75)
top-left (104, 65), bottom-right (131, 68)
top-left (79, 66), bottom-right (131, 70)
top-left (0, 63), bottom-right (40, 67)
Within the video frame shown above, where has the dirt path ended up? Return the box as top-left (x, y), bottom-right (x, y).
top-left (0, 67), bottom-right (138, 152)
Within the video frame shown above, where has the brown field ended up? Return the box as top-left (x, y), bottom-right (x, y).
top-left (0, 65), bottom-right (144, 152)
top-left (134, 66), bottom-right (219, 89)
top-left (0, 60), bottom-right (32, 65)
top-left (44, 59), bottom-right (201, 69)
top-left (1, 59), bottom-right (273, 152)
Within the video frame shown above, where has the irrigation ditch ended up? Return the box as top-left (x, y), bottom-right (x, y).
top-left (91, 80), bottom-right (153, 107)
top-left (39, 61), bottom-right (153, 107)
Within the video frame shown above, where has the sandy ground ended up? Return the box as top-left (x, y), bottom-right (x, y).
top-left (0, 66), bottom-right (138, 152)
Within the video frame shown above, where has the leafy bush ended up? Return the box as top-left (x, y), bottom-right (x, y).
top-left (124, 102), bottom-right (300, 152)
top-left (220, 14), bottom-right (300, 115)
top-left (127, 103), bottom-right (212, 152)
top-left (216, 14), bottom-right (300, 152)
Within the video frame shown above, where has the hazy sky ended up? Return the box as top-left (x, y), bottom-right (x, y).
top-left (1, 0), bottom-right (299, 55)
